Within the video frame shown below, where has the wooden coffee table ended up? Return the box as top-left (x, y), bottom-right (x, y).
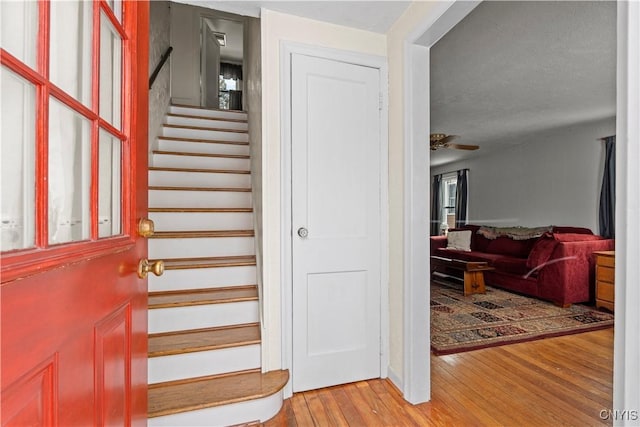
top-left (430, 255), bottom-right (495, 295)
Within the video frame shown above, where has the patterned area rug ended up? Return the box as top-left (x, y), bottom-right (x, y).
top-left (431, 281), bottom-right (614, 355)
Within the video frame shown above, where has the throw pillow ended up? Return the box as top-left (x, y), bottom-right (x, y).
top-left (446, 230), bottom-right (472, 252)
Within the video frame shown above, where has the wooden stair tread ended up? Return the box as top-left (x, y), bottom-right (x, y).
top-left (148, 370), bottom-right (289, 418)
top-left (148, 323), bottom-right (261, 357)
top-left (148, 186), bottom-right (251, 192)
top-left (158, 136), bottom-right (249, 146)
top-left (149, 285), bottom-right (258, 308)
top-left (151, 230), bottom-right (254, 239)
top-left (152, 150), bottom-right (250, 159)
top-left (168, 113), bottom-right (248, 123)
top-left (171, 103), bottom-right (247, 114)
top-left (164, 124), bottom-right (247, 134)
top-left (149, 166), bottom-right (250, 174)
top-left (158, 255), bottom-right (256, 270)
top-left (149, 207), bottom-right (253, 213)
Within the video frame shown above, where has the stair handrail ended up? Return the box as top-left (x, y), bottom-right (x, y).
top-left (149, 46), bottom-right (173, 89)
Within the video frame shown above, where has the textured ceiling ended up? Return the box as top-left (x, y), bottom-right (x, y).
top-left (430, 1), bottom-right (616, 167)
top-left (173, 0), bottom-right (411, 33)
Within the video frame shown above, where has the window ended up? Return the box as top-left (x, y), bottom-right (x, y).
top-left (218, 76), bottom-right (238, 109)
top-left (218, 62), bottom-right (242, 110)
top-left (1, 0), bottom-right (131, 271)
top-left (441, 174), bottom-right (457, 233)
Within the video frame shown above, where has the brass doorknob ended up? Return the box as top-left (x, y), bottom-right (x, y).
top-left (138, 259), bottom-right (164, 279)
top-left (138, 218), bottom-right (155, 238)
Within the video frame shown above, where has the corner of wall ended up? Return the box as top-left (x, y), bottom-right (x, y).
top-left (148, 1), bottom-right (172, 163)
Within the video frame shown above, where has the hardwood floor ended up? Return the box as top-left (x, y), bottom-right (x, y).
top-left (264, 329), bottom-right (613, 426)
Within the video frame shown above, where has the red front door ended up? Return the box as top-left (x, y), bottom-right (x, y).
top-left (1, 1), bottom-right (149, 425)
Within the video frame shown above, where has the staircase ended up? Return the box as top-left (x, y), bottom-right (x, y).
top-left (146, 105), bottom-right (288, 426)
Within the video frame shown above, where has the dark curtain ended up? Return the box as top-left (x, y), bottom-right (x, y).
top-left (431, 174), bottom-right (442, 236)
top-left (220, 62), bottom-right (243, 80)
top-left (599, 136), bottom-right (615, 238)
top-left (455, 169), bottom-right (468, 228)
top-left (228, 90), bottom-right (242, 110)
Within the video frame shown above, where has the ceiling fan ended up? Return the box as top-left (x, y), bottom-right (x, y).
top-left (430, 133), bottom-right (479, 151)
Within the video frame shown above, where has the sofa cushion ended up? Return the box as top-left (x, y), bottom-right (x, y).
top-left (493, 257), bottom-right (530, 276)
top-left (485, 236), bottom-right (536, 258)
top-left (472, 232), bottom-right (492, 253)
top-left (553, 233), bottom-right (604, 242)
top-left (552, 226), bottom-right (593, 235)
top-left (446, 230), bottom-right (472, 251)
top-left (526, 234), bottom-right (558, 269)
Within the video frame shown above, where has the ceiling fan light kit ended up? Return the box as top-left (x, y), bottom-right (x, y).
top-left (430, 133), bottom-right (480, 151)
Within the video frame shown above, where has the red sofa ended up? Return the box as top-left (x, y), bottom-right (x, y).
top-left (430, 225), bottom-right (615, 306)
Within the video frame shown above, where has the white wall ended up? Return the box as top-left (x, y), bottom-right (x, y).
top-left (431, 117), bottom-right (616, 232)
top-left (149, 1), bottom-right (171, 156)
top-left (170, 2), bottom-right (201, 106)
top-left (260, 9), bottom-right (386, 373)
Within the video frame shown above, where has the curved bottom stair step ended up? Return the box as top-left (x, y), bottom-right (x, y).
top-left (148, 369), bottom-right (289, 424)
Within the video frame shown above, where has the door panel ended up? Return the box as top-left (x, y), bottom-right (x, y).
top-left (291, 54), bottom-right (381, 392)
top-left (0, 1), bottom-right (149, 425)
top-left (2, 357), bottom-right (56, 427)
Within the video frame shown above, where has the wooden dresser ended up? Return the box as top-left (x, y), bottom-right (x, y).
top-left (594, 251), bottom-right (615, 312)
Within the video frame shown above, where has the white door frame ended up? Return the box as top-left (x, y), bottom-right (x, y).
top-left (404, 0), bottom-right (640, 413)
top-left (280, 41), bottom-right (389, 399)
top-left (402, 0), bottom-right (481, 404)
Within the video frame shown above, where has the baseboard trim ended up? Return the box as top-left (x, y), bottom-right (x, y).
top-left (387, 366), bottom-right (403, 396)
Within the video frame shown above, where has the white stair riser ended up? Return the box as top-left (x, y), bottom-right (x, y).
top-left (149, 190), bottom-right (251, 208)
top-left (148, 345), bottom-right (261, 385)
top-left (148, 301), bottom-right (259, 333)
top-left (148, 391), bottom-right (283, 427)
top-left (150, 212), bottom-right (253, 231)
top-left (153, 154), bottom-right (250, 170)
top-left (163, 126), bottom-right (248, 142)
top-left (148, 266), bottom-right (257, 292)
top-left (166, 115), bottom-right (248, 131)
top-left (149, 170), bottom-right (251, 188)
top-left (158, 139), bottom-right (250, 156)
top-left (169, 105), bottom-right (247, 121)
top-left (149, 236), bottom-right (254, 258)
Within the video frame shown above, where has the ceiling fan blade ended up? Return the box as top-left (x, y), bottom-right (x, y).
top-left (447, 143), bottom-right (479, 151)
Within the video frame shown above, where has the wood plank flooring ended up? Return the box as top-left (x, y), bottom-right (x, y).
top-left (265, 328), bottom-right (613, 426)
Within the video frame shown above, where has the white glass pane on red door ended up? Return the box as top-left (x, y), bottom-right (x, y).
top-left (0, 67), bottom-right (36, 251)
top-left (48, 98), bottom-right (91, 245)
top-left (49, 0), bottom-right (93, 107)
top-left (98, 130), bottom-right (122, 238)
top-left (0, 1), bottom-right (38, 69)
top-left (100, 12), bottom-right (122, 129)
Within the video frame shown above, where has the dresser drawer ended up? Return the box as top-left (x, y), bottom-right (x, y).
top-left (596, 266), bottom-right (615, 283)
top-left (597, 282), bottom-right (615, 302)
top-left (597, 255), bottom-right (615, 268)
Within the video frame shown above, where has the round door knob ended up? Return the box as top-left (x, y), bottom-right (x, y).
top-left (297, 227), bottom-right (308, 238)
top-left (138, 259), bottom-right (165, 279)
